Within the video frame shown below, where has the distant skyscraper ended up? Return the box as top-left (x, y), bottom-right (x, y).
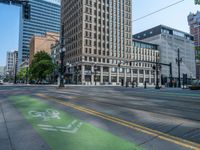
top-left (0, 66), bottom-right (5, 78)
top-left (6, 51), bottom-right (18, 77)
top-left (188, 11), bottom-right (200, 79)
top-left (18, 0), bottom-right (60, 66)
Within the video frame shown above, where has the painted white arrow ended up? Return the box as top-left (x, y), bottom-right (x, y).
top-left (37, 120), bottom-right (83, 134)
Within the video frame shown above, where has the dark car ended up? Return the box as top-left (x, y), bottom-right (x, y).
top-left (189, 80), bottom-right (200, 90)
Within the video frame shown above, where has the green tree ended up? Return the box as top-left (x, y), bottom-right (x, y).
top-left (29, 51), bottom-right (55, 82)
top-left (17, 68), bottom-right (27, 81)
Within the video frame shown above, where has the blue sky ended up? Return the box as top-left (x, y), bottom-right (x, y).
top-left (133, 0), bottom-right (199, 33)
top-left (0, 4), bottom-right (19, 66)
top-left (0, 0), bottom-right (199, 66)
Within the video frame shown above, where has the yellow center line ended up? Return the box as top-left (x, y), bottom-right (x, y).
top-left (36, 93), bottom-right (200, 150)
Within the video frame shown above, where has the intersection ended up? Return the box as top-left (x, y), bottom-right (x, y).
top-left (0, 85), bottom-right (200, 150)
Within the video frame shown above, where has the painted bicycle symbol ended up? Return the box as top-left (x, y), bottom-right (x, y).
top-left (28, 109), bottom-right (61, 121)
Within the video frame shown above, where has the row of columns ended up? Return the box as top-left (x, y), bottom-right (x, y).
top-left (81, 65), bottom-right (157, 85)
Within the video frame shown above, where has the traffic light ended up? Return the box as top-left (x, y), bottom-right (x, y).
top-left (23, 3), bottom-right (31, 20)
top-left (0, 0), bottom-right (10, 4)
top-left (195, 0), bottom-right (200, 5)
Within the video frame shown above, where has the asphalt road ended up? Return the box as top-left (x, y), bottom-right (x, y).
top-left (0, 85), bottom-right (200, 150)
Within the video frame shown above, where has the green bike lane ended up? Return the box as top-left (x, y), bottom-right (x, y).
top-left (9, 95), bottom-right (143, 150)
top-left (7, 94), bottom-right (198, 150)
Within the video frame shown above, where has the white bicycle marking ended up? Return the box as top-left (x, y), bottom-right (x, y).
top-left (37, 120), bottom-right (83, 134)
top-left (28, 109), bottom-right (60, 121)
top-left (60, 122), bottom-right (83, 133)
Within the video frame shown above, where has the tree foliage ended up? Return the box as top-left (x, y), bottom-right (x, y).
top-left (195, 46), bottom-right (200, 60)
top-left (17, 68), bottom-right (27, 81)
top-left (29, 51), bottom-right (55, 82)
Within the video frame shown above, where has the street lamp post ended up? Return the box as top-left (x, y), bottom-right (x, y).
top-left (59, 50), bottom-right (65, 87)
top-left (48, 30), bottom-right (71, 87)
top-left (59, 24), bottom-right (65, 88)
top-left (155, 55), bottom-right (160, 89)
top-left (25, 55), bottom-right (29, 84)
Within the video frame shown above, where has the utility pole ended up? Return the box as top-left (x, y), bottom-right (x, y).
top-left (169, 62), bottom-right (173, 87)
top-left (59, 24), bottom-right (65, 88)
top-left (176, 48), bottom-right (182, 88)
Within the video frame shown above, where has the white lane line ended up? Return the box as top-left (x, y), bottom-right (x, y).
top-left (40, 128), bottom-right (58, 131)
top-left (38, 124), bottom-right (53, 128)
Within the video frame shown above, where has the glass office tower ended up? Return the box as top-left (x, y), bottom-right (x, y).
top-left (18, 0), bottom-right (60, 66)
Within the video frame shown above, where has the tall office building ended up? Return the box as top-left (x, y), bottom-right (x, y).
top-left (188, 11), bottom-right (200, 79)
top-left (18, 0), bottom-right (61, 66)
top-left (61, 0), bottom-right (132, 85)
top-left (132, 39), bottom-right (159, 85)
top-left (0, 66), bottom-right (5, 79)
top-left (0, 66), bottom-right (4, 74)
top-left (134, 25), bottom-right (196, 80)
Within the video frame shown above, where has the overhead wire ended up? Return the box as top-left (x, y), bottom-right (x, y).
top-left (133, 0), bottom-right (185, 22)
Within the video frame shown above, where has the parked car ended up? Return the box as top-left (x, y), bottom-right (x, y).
top-left (0, 80), bottom-right (3, 85)
top-left (189, 80), bottom-right (200, 90)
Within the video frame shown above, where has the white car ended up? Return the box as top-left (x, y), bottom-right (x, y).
top-left (0, 80), bottom-right (3, 85)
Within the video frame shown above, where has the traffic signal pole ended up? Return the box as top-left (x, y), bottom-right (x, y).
top-left (0, 0), bottom-right (31, 20)
top-left (169, 62), bottom-right (173, 87)
top-left (155, 56), bottom-right (160, 89)
top-left (176, 48), bottom-right (182, 88)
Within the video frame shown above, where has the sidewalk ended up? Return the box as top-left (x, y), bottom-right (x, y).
top-left (0, 101), bottom-right (12, 150)
top-left (0, 97), bottom-right (50, 150)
